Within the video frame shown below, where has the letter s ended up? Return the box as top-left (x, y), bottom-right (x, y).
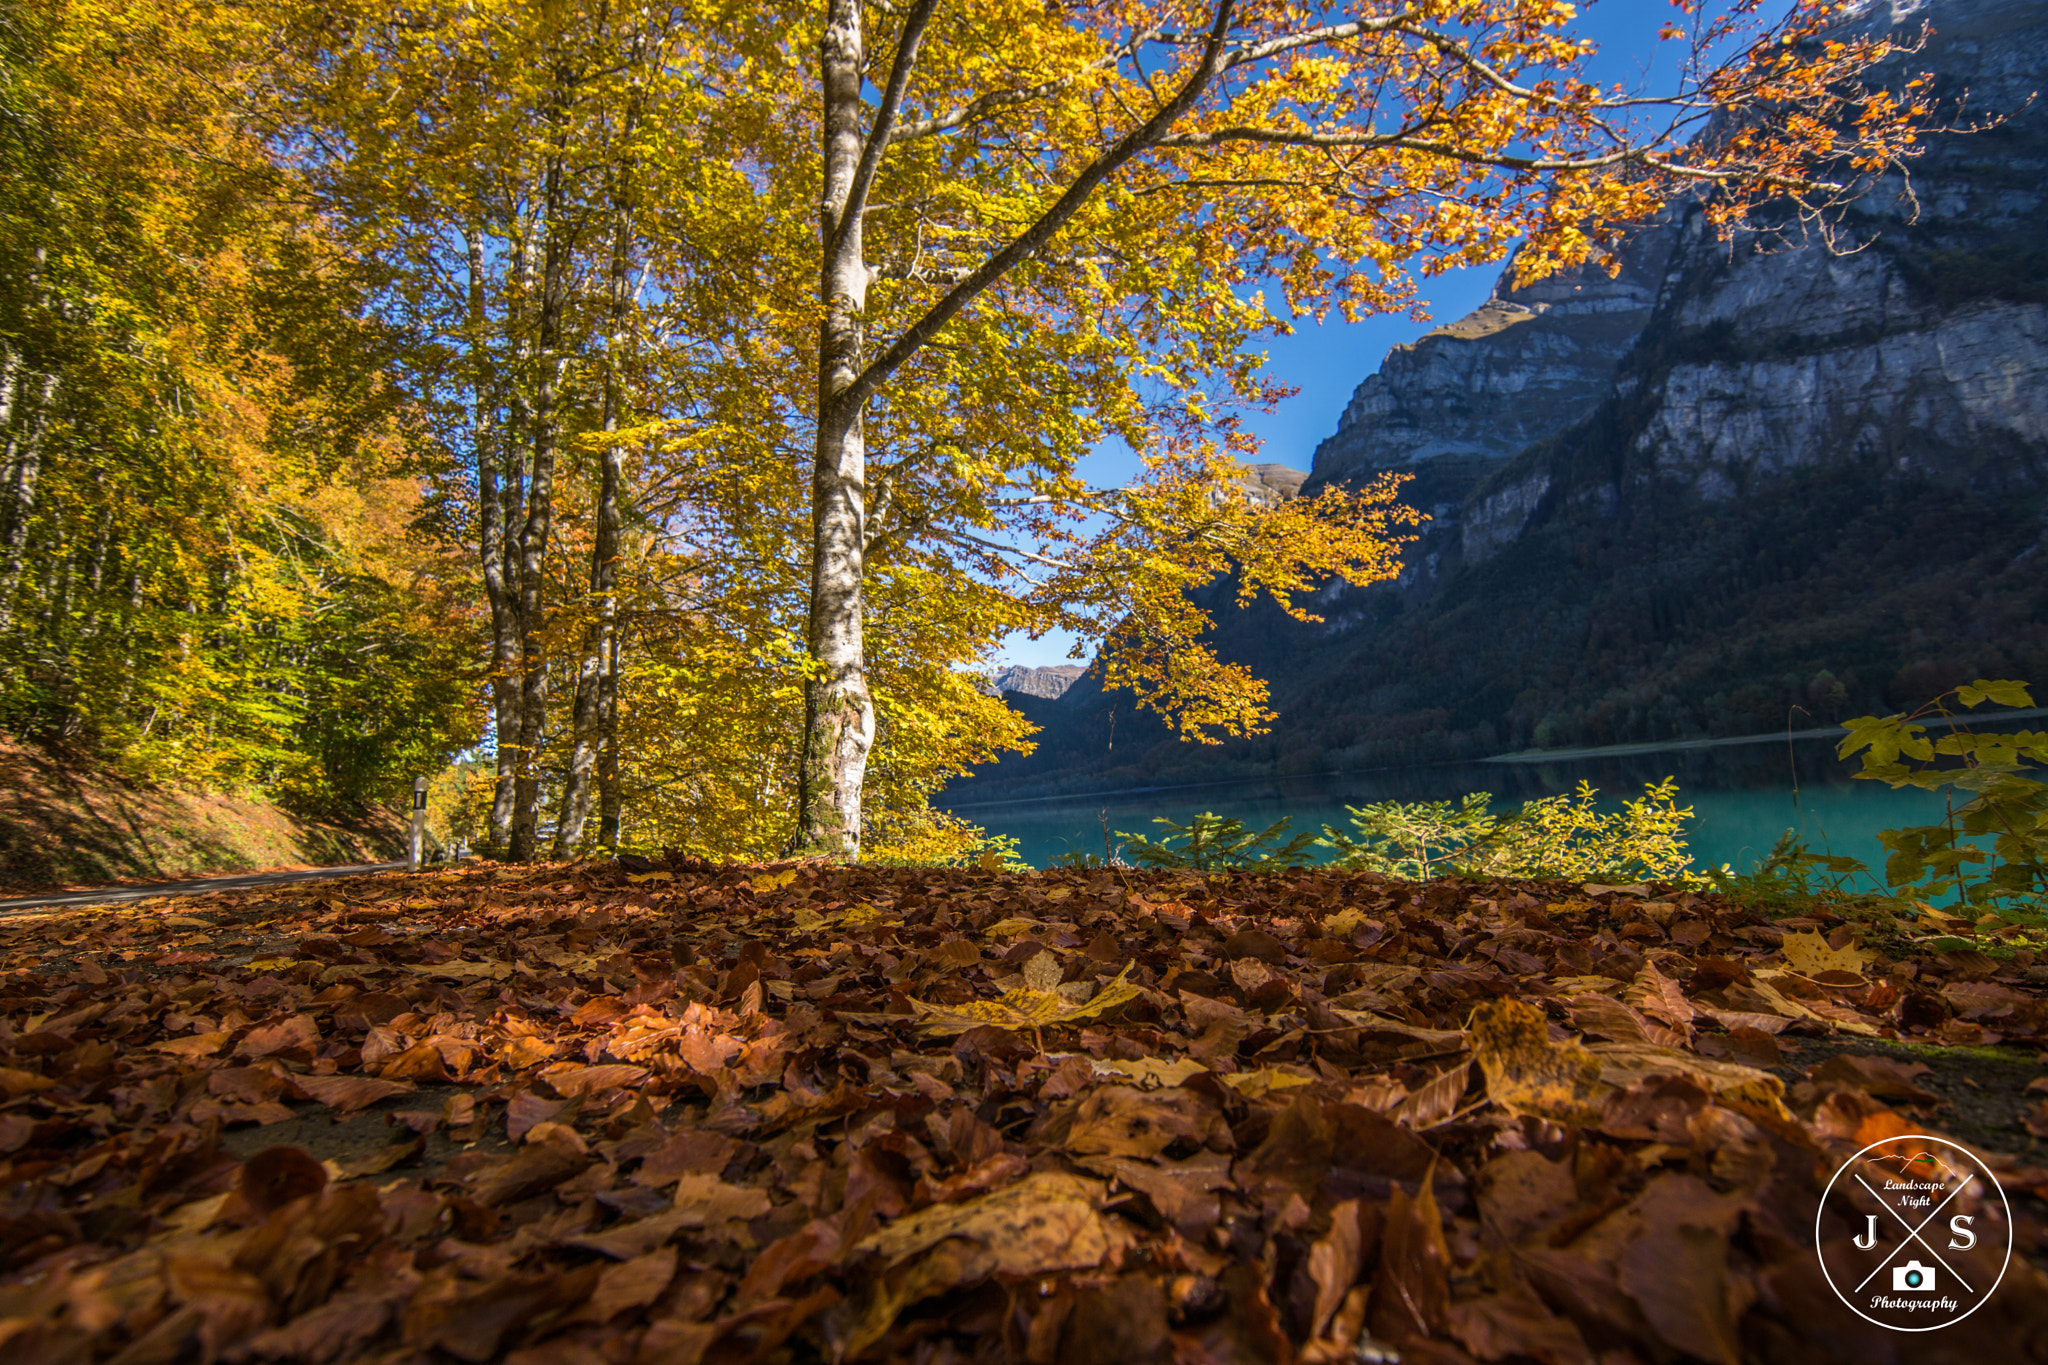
top-left (1950, 1215), bottom-right (1977, 1251)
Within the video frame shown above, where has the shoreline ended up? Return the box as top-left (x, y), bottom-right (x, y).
top-left (940, 706), bottom-right (2048, 811)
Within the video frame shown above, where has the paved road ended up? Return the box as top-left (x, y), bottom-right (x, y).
top-left (0, 861), bottom-right (410, 913)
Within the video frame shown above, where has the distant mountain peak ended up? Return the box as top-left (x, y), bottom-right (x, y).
top-left (984, 665), bottom-right (1084, 700)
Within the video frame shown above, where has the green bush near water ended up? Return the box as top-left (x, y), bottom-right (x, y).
top-left (1088, 679), bottom-right (2048, 931)
top-left (1108, 778), bottom-right (1693, 880)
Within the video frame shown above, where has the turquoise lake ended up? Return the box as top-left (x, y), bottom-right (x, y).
top-left (940, 730), bottom-right (1977, 885)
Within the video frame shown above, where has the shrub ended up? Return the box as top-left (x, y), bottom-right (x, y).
top-left (1319, 779), bottom-right (1695, 882)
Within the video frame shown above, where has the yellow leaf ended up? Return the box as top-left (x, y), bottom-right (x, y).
top-left (1220, 1066), bottom-right (1317, 1098)
top-left (1324, 906), bottom-right (1373, 937)
top-left (982, 918), bottom-right (1045, 938)
top-left (1780, 930), bottom-right (1876, 978)
top-left (1466, 998), bottom-right (1607, 1124)
top-left (748, 869), bottom-right (798, 894)
top-left (1090, 1056), bottom-right (1206, 1088)
top-left (627, 870), bottom-right (673, 885)
top-left (1469, 1000), bottom-right (1794, 1129)
top-left (1585, 1042), bottom-right (1795, 1128)
top-left (910, 964), bottom-right (1142, 1037)
top-left (151, 1032), bottom-right (232, 1058)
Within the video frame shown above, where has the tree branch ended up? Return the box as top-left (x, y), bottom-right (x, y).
top-left (838, 0), bottom-right (941, 248)
top-left (843, 1), bottom-right (1239, 413)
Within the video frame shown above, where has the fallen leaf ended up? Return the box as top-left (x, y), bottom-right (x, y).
top-left (1781, 930), bottom-right (1876, 979)
top-left (1468, 999), bottom-right (1607, 1125)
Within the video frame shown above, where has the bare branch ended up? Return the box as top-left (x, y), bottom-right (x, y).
top-left (839, 0), bottom-right (940, 241)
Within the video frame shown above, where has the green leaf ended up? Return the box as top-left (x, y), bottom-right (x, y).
top-left (1965, 679), bottom-right (2034, 709)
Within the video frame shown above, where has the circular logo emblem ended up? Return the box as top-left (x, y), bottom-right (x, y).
top-left (1815, 1133), bottom-right (2012, 1331)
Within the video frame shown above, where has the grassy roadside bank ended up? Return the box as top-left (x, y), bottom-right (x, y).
top-left (0, 734), bottom-right (404, 894)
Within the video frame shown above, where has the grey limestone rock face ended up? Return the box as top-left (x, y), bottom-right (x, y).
top-left (1309, 223), bottom-right (1681, 481)
top-left (1317, 0), bottom-right (2048, 560)
top-left (983, 665), bottom-right (1084, 701)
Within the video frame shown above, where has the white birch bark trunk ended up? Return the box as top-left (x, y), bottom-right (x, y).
top-left (467, 227), bottom-right (522, 854)
top-left (798, 0), bottom-right (879, 857)
top-left (556, 200), bottom-right (633, 854)
top-left (508, 142), bottom-right (570, 862)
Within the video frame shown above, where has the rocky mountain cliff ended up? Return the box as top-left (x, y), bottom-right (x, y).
top-left (1311, 222), bottom-right (1681, 481)
top-left (952, 0), bottom-right (2048, 802)
top-left (983, 665), bottom-right (1084, 701)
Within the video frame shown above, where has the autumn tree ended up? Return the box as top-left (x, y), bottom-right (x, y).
top-left (0, 0), bottom-right (475, 803)
top-left (282, 0), bottom-right (719, 857)
top-left (717, 0), bottom-right (1932, 856)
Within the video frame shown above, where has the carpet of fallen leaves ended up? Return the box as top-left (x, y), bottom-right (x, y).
top-left (7, 858), bottom-right (2048, 1365)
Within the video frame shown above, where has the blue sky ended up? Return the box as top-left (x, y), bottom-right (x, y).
top-left (993, 0), bottom-right (1710, 669)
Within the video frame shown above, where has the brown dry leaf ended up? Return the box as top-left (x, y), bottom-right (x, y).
top-left (1080, 1151), bottom-right (1231, 1233)
top-left (377, 1044), bottom-right (451, 1082)
top-left (672, 1172), bottom-right (772, 1224)
top-left (1306, 1199), bottom-right (1364, 1341)
top-left (151, 1031), bottom-right (233, 1058)
top-left (0, 1065), bottom-right (58, 1096)
top-left (1807, 1053), bottom-right (1938, 1102)
top-left (1567, 994), bottom-right (1682, 1049)
top-left (295, 1074), bottom-right (415, 1115)
top-left (585, 1246), bottom-right (677, 1322)
top-left (546, 1063), bottom-right (651, 1097)
top-left (1626, 962), bottom-right (1695, 1034)
top-left (1370, 1165), bottom-right (1450, 1344)
top-left (566, 1208), bottom-right (697, 1260)
top-left (1613, 1176), bottom-right (1749, 1365)
top-left (1391, 1062), bottom-right (1469, 1129)
top-left (1061, 1085), bottom-right (1217, 1159)
top-left (1746, 972), bottom-right (1882, 1036)
top-left (1022, 950), bottom-right (1063, 992)
top-left (1448, 1280), bottom-right (1593, 1365)
top-left (238, 1145), bottom-right (330, 1215)
top-left (236, 1013), bottom-right (321, 1059)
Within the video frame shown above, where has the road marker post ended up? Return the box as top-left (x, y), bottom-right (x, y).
top-left (409, 778), bottom-right (428, 872)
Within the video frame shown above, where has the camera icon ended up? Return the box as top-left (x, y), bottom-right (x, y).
top-left (1892, 1261), bottom-right (1936, 1292)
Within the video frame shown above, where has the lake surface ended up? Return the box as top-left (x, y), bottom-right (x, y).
top-left (940, 730), bottom-right (1966, 885)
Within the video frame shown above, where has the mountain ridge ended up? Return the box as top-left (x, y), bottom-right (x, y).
top-left (949, 0), bottom-right (2048, 804)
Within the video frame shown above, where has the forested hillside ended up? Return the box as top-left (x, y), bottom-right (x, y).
top-left (0, 1), bottom-right (477, 815)
top-left (952, 0), bottom-right (2048, 801)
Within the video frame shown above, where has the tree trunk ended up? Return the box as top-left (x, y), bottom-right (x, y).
top-left (598, 617), bottom-right (622, 848)
top-left (467, 226), bottom-right (523, 854)
top-left (508, 148), bottom-right (570, 862)
top-left (556, 197), bottom-right (634, 855)
top-left (797, 0), bottom-right (878, 858)
top-left (0, 369), bottom-right (59, 634)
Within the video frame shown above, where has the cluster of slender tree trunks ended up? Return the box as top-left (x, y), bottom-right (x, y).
top-left (469, 146), bottom-right (634, 860)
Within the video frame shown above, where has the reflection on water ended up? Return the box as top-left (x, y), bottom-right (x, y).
top-left (941, 733), bottom-right (1952, 879)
